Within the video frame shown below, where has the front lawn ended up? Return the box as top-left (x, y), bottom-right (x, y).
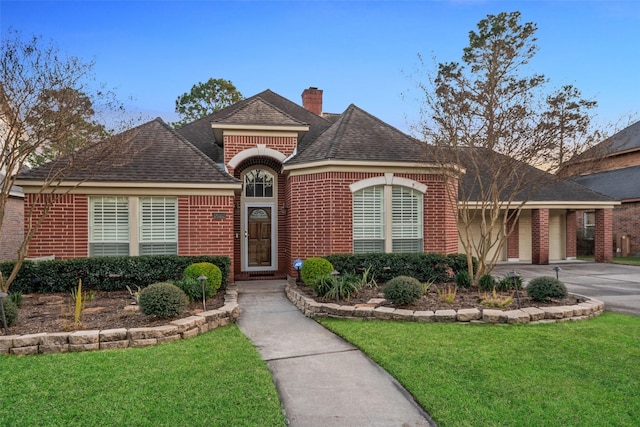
top-left (319, 313), bottom-right (640, 427)
top-left (0, 325), bottom-right (286, 426)
top-left (578, 255), bottom-right (640, 266)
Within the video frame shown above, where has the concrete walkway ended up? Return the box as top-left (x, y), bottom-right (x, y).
top-left (236, 280), bottom-right (435, 427)
top-left (492, 262), bottom-right (640, 316)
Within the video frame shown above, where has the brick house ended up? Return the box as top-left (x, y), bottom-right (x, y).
top-left (15, 88), bottom-right (618, 281)
top-left (0, 176), bottom-right (24, 262)
top-left (566, 121), bottom-right (640, 256)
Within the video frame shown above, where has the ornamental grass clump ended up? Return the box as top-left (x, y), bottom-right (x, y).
top-left (311, 273), bottom-right (360, 301)
top-left (301, 257), bottom-right (334, 285)
top-left (526, 276), bottom-right (568, 302)
top-left (454, 270), bottom-right (471, 288)
top-left (383, 276), bottom-right (423, 306)
top-left (478, 274), bottom-right (496, 291)
top-left (138, 282), bottom-right (189, 318)
top-left (1, 297), bottom-right (18, 326)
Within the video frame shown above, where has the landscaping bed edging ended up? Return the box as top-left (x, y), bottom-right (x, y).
top-left (285, 283), bottom-right (604, 324)
top-left (0, 285), bottom-right (239, 356)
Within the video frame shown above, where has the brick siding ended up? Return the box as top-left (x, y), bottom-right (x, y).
top-left (531, 209), bottom-right (550, 265)
top-left (25, 194), bottom-right (89, 259)
top-left (595, 208), bottom-right (614, 262)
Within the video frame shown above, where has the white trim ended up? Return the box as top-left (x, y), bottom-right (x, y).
top-left (459, 201), bottom-right (620, 209)
top-left (16, 181), bottom-right (241, 194)
top-left (212, 123), bottom-right (309, 132)
top-left (507, 258), bottom-right (520, 262)
top-left (349, 174), bottom-right (427, 194)
top-left (228, 146), bottom-right (287, 169)
top-left (284, 159), bottom-right (449, 173)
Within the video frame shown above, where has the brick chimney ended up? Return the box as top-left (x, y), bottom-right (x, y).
top-left (301, 87), bottom-right (323, 116)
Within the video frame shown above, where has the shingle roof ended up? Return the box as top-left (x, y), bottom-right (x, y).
top-left (211, 97), bottom-right (308, 126)
top-left (16, 118), bottom-right (239, 184)
top-left (572, 165), bottom-right (640, 201)
top-left (457, 148), bottom-right (614, 203)
top-left (286, 104), bottom-right (433, 164)
top-left (571, 120), bottom-right (640, 162)
top-left (177, 89), bottom-right (332, 163)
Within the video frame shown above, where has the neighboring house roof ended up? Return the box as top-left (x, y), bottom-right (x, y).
top-left (572, 165), bottom-right (640, 201)
top-left (16, 118), bottom-right (239, 185)
top-left (286, 104), bottom-right (433, 165)
top-left (569, 120), bottom-right (640, 164)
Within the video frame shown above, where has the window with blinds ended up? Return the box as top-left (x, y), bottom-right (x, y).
top-left (139, 197), bottom-right (178, 255)
top-left (89, 196), bottom-right (130, 257)
top-left (391, 187), bottom-right (423, 253)
top-left (353, 184), bottom-right (423, 254)
top-left (353, 186), bottom-right (385, 253)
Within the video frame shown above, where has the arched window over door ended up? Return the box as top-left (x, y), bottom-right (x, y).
top-left (244, 169), bottom-right (274, 198)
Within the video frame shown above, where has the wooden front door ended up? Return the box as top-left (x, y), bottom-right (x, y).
top-left (247, 206), bottom-right (273, 268)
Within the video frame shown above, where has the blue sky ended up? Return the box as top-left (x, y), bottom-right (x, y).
top-left (1, 0), bottom-right (639, 133)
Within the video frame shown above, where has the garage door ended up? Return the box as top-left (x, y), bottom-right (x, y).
top-left (518, 210), bottom-right (532, 262)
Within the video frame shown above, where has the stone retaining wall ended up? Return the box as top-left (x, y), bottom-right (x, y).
top-left (285, 284), bottom-right (604, 324)
top-left (0, 286), bottom-right (239, 356)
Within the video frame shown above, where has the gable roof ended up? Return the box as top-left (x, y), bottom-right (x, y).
top-left (285, 104), bottom-right (432, 165)
top-left (570, 120), bottom-right (640, 163)
top-left (16, 118), bottom-right (239, 185)
top-left (572, 165), bottom-right (640, 201)
top-left (177, 89), bottom-right (332, 163)
top-left (211, 97), bottom-right (308, 127)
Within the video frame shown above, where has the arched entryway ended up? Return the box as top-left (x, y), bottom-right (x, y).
top-left (234, 157), bottom-right (288, 280)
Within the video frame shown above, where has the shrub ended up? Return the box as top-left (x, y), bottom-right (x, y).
top-left (478, 274), bottom-right (496, 291)
top-left (0, 255), bottom-right (231, 294)
top-left (526, 276), bottom-right (568, 302)
top-left (138, 282), bottom-right (189, 318)
top-left (9, 291), bottom-right (22, 307)
top-left (454, 270), bottom-right (472, 288)
top-left (384, 276), bottom-right (423, 306)
top-left (1, 297), bottom-right (19, 326)
top-left (173, 277), bottom-right (206, 302)
top-left (324, 253), bottom-right (473, 284)
top-left (496, 275), bottom-right (523, 292)
top-left (301, 258), bottom-right (334, 285)
top-left (183, 262), bottom-right (222, 295)
top-left (311, 273), bottom-right (360, 301)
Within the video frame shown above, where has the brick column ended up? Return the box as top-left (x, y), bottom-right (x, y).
top-left (506, 213), bottom-right (519, 261)
top-left (565, 211), bottom-right (577, 259)
top-left (594, 208), bottom-right (613, 263)
top-left (531, 209), bottom-right (549, 265)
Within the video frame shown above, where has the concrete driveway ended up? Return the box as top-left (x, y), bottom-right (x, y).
top-left (492, 262), bottom-right (640, 316)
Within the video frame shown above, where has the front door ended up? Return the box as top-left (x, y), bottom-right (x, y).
top-left (244, 205), bottom-right (275, 270)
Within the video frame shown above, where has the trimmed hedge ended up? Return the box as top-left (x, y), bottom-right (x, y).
top-left (0, 255), bottom-right (231, 294)
top-left (323, 253), bottom-right (476, 283)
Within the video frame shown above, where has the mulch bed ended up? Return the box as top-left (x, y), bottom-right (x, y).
top-left (296, 282), bottom-right (581, 312)
top-left (4, 290), bottom-right (225, 336)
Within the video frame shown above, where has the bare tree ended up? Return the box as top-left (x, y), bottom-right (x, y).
top-left (0, 30), bottom-right (139, 292)
top-left (414, 12), bottom-right (600, 282)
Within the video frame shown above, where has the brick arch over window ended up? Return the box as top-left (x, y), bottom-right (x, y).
top-left (233, 156), bottom-right (283, 178)
top-left (350, 175), bottom-right (425, 253)
top-left (228, 146), bottom-right (287, 171)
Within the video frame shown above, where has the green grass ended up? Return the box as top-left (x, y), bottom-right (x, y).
top-left (578, 255), bottom-right (640, 266)
top-left (319, 313), bottom-right (640, 427)
top-left (0, 325), bottom-right (286, 426)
